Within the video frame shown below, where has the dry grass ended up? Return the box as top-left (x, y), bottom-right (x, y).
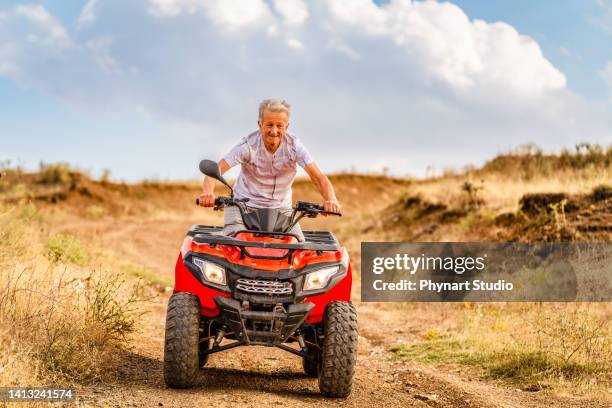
top-left (390, 302), bottom-right (612, 398)
top-left (0, 204), bottom-right (149, 386)
top-left (399, 144), bottom-right (612, 215)
top-left (120, 260), bottom-right (173, 288)
top-left (481, 143), bottom-right (612, 177)
top-left (37, 162), bottom-right (74, 186)
top-left (407, 167), bottom-right (612, 214)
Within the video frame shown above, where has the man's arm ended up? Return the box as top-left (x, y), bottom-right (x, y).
top-left (304, 162), bottom-right (341, 213)
top-left (199, 159), bottom-right (230, 207)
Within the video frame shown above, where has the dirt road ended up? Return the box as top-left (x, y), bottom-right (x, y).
top-left (53, 212), bottom-right (607, 408)
top-left (77, 293), bottom-right (606, 408)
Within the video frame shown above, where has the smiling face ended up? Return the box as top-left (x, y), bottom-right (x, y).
top-left (258, 109), bottom-right (289, 153)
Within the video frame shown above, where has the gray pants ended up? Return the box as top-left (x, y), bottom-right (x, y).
top-left (218, 206), bottom-right (305, 242)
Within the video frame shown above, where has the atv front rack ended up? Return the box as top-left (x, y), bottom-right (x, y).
top-left (188, 225), bottom-right (340, 252)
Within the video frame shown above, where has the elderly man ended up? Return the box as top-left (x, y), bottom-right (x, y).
top-left (198, 98), bottom-right (341, 241)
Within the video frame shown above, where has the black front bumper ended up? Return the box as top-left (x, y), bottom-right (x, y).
top-left (214, 296), bottom-right (314, 345)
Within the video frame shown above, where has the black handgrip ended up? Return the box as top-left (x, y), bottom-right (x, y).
top-left (214, 197), bottom-right (229, 206)
top-left (323, 211), bottom-right (342, 216)
top-left (295, 201), bottom-right (342, 216)
top-left (197, 196), bottom-right (247, 209)
top-left (295, 201), bottom-right (321, 211)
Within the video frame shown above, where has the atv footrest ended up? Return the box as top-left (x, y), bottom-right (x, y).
top-left (214, 296), bottom-right (314, 345)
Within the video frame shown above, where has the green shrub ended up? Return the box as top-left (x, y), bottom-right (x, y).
top-left (38, 162), bottom-right (73, 185)
top-left (26, 270), bottom-right (145, 382)
top-left (45, 234), bottom-right (86, 265)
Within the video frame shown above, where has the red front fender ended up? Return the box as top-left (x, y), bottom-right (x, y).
top-left (304, 262), bottom-right (353, 324)
top-left (174, 254), bottom-right (229, 317)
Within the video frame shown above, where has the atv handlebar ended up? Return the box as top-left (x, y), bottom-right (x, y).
top-left (195, 196), bottom-right (249, 209)
top-left (293, 200), bottom-right (342, 217)
top-left (195, 197), bottom-right (341, 216)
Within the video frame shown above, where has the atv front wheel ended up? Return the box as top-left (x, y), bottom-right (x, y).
top-left (163, 292), bottom-right (200, 388)
top-left (318, 301), bottom-right (358, 398)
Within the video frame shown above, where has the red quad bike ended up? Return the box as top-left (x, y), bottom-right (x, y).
top-left (163, 160), bottom-right (358, 398)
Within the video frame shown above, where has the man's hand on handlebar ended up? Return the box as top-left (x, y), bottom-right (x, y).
top-left (196, 196), bottom-right (249, 210)
top-left (323, 199), bottom-right (342, 215)
top-left (198, 191), bottom-right (215, 208)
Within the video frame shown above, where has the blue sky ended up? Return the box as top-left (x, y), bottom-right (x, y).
top-left (1, 0), bottom-right (611, 181)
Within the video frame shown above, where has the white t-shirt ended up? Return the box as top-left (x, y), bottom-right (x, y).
top-left (223, 130), bottom-right (314, 208)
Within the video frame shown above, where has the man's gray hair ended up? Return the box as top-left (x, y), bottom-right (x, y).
top-left (258, 98), bottom-right (291, 120)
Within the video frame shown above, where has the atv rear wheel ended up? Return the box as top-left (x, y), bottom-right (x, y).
top-left (318, 301), bottom-right (358, 398)
top-left (163, 292), bottom-right (200, 388)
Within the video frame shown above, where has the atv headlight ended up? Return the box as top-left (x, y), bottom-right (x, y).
top-left (303, 266), bottom-right (339, 291)
top-left (192, 258), bottom-right (227, 286)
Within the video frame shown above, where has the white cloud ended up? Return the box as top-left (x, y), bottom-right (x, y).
top-left (86, 35), bottom-right (121, 73)
top-left (267, 25), bottom-right (278, 36)
top-left (328, 0), bottom-right (387, 34)
top-left (14, 4), bottom-right (71, 46)
top-left (327, 37), bottom-right (360, 60)
top-left (273, 0), bottom-right (309, 26)
top-left (202, 0), bottom-right (271, 30)
top-left (0, 0), bottom-right (609, 178)
top-left (78, 0), bottom-right (98, 28)
top-left (148, 0), bottom-right (272, 30)
top-left (326, 0), bottom-right (565, 96)
top-left (148, 0), bottom-right (199, 17)
top-left (286, 38), bottom-right (303, 49)
top-left (5, 1), bottom-right (567, 100)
